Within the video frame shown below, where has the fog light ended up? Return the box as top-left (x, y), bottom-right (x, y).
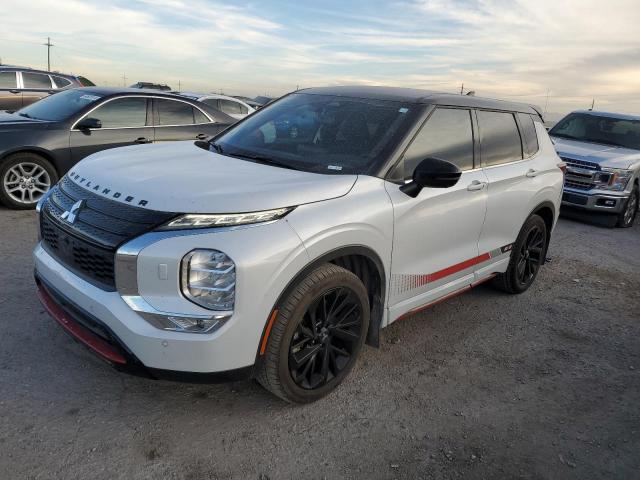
top-left (181, 249), bottom-right (235, 311)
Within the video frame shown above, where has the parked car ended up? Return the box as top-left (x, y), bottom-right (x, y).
top-left (0, 65), bottom-right (94, 111)
top-left (550, 110), bottom-right (640, 227)
top-left (231, 95), bottom-right (263, 110)
top-left (130, 82), bottom-right (172, 91)
top-left (33, 86), bottom-right (563, 402)
top-left (253, 95), bottom-right (275, 107)
top-left (178, 92), bottom-right (255, 120)
top-left (0, 87), bottom-right (234, 209)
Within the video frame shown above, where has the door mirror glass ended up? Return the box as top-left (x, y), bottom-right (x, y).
top-left (400, 157), bottom-right (462, 197)
top-left (76, 117), bottom-right (102, 130)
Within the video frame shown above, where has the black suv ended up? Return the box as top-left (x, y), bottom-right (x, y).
top-left (0, 87), bottom-right (234, 209)
top-left (0, 66), bottom-right (94, 111)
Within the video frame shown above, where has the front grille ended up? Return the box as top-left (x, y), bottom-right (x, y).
top-left (561, 156), bottom-right (599, 192)
top-left (565, 179), bottom-right (593, 190)
top-left (561, 157), bottom-right (600, 171)
top-left (40, 176), bottom-right (176, 290)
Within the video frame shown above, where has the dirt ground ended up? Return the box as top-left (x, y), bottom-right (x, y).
top-left (0, 208), bottom-right (638, 480)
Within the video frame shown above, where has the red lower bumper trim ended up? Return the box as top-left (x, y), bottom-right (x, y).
top-left (37, 283), bottom-right (127, 365)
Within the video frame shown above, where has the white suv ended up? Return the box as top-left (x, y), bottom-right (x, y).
top-left (34, 86), bottom-right (564, 403)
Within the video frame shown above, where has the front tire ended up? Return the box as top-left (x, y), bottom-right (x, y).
top-left (0, 153), bottom-right (57, 209)
top-left (493, 214), bottom-right (547, 294)
top-left (256, 264), bottom-right (370, 403)
top-left (616, 185), bottom-right (638, 228)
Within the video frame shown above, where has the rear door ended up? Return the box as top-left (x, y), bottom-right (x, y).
top-left (385, 106), bottom-right (489, 322)
top-left (69, 96), bottom-right (154, 162)
top-left (0, 71), bottom-right (21, 110)
top-left (475, 110), bottom-right (537, 278)
top-left (20, 71), bottom-right (55, 107)
top-left (153, 98), bottom-right (226, 142)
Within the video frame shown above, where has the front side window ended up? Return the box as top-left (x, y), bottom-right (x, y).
top-left (77, 76), bottom-right (95, 87)
top-left (517, 113), bottom-right (539, 157)
top-left (477, 111), bottom-right (523, 166)
top-left (214, 93), bottom-right (419, 175)
top-left (157, 99), bottom-right (195, 125)
top-left (17, 89), bottom-right (105, 121)
top-left (0, 71), bottom-right (17, 88)
top-left (402, 107), bottom-right (474, 177)
top-left (22, 72), bottom-right (53, 89)
top-left (549, 112), bottom-right (640, 151)
top-left (88, 97), bottom-right (147, 128)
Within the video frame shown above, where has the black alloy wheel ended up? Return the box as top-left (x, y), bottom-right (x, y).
top-left (516, 224), bottom-right (545, 286)
top-left (289, 287), bottom-right (363, 390)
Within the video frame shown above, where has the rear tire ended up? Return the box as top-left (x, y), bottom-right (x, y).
top-left (256, 264), bottom-right (370, 403)
top-left (0, 153), bottom-right (57, 210)
top-left (493, 214), bottom-right (547, 294)
top-left (616, 185), bottom-right (638, 228)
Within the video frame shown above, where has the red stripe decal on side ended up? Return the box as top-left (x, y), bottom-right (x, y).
top-left (427, 252), bottom-right (492, 283)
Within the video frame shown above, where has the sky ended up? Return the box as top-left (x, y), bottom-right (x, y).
top-left (1, 0), bottom-right (639, 118)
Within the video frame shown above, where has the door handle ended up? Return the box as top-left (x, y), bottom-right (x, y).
top-left (526, 169), bottom-right (540, 178)
top-left (467, 180), bottom-right (487, 191)
top-left (9, 89), bottom-right (20, 94)
top-left (195, 133), bottom-right (208, 140)
top-left (134, 137), bottom-right (152, 144)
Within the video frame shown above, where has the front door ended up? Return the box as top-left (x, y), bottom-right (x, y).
top-left (0, 71), bottom-right (22, 111)
top-left (69, 96), bottom-right (153, 163)
top-left (385, 107), bottom-right (488, 323)
top-left (153, 98), bottom-right (226, 142)
top-left (20, 71), bottom-right (54, 107)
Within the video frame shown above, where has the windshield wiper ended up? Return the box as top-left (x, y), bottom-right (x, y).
top-left (18, 112), bottom-right (33, 119)
top-left (228, 152), bottom-right (301, 171)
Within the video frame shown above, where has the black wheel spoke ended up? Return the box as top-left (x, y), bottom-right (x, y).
top-left (290, 344), bottom-right (322, 369)
top-left (332, 326), bottom-right (360, 343)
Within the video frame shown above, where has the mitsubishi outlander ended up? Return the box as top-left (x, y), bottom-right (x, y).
top-left (34, 87), bottom-right (564, 403)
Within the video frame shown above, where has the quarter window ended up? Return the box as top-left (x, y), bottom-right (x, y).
top-left (157, 99), bottom-right (195, 125)
top-left (194, 108), bottom-right (210, 124)
top-left (88, 97), bottom-right (148, 128)
top-left (202, 98), bottom-right (220, 110)
top-left (51, 75), bottom-right (72, 89)
top-left (0, 72), bottom-right (17, 88)
top-left (517, 113), bottom-right (539, 157)
top-left (403, 107), bottom-right (475, 177)
top-left (477, 111), bottom-right (523, 166)
top-left (22, 72), bottom-right (53, 89)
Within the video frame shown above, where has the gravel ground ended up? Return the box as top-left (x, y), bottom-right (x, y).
top-left (0, 208), bottom-right (638, 480)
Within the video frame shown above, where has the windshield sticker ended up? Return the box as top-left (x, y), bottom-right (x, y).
top-left (327, 165), bottom-right (343, 171)
top-left (80, 94), bottom-right (101, 101)
top-left (399, 107), bottom-right (409, 113)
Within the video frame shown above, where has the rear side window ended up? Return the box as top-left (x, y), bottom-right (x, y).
top-left (89, 97), bottom-right (148, 128)
top-left (518, 113), bottom-right (539, 157)
top-left (22, 72), bottom-right (53, 89)
top-left (0, 71), bottom-right (17, 88)
top-left (157, 99), bottom-right (195, 125)
top-left (194, 108), bottom-right (210, 124)
top-left (51, 75), bottom-right (72, 89)
top-left (219, 99), bottom-right (243, 115)
top-left (403, 107), bottom-right (475, 176)
top-left (477, 111), bottom-right (523, 166)
top-left (202, 98), bottom-right (220, 110)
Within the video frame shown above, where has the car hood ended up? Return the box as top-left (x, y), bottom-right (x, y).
top-left (552, 136), bottom-right (640, 169)
top-left (69, 142), bottom-right (358, 213)
top-left (0, 111), bottom-right (54, 130)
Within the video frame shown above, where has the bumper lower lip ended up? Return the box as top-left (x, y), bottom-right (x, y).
top-left (36, 274), bottom-right (254, 383)
top-left (562, 188), bottom-right (628, 213)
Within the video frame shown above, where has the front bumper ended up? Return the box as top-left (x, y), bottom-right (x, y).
top-left (561, 188), bottom-right (628, 214)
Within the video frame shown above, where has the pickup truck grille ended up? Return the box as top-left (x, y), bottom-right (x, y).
top-left (561, 157), bottom-right (600, 191)
top-left (40, 176), bottom-right (176, 290)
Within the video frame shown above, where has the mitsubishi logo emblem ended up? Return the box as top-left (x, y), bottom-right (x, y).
top-left (61, 200), bottom-right (85, 224)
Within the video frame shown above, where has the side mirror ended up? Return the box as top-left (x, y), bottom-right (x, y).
top-left (76, 117), bottom-right (102, 130)
top-left (400, 157), bottom-right (462, 197)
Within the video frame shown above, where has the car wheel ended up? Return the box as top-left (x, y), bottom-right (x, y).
top-left (0, 153), bottom-right (57, 210)
top-left (493, 214), bottom-right (547, 294)
top-left (256, 263), bottom-right (370, 403)
top-left (616, 185), bottom-right (638, 228)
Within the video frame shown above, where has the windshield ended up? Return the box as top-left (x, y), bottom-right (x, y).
top-left (550, 112), bottom-right (640, 150)
top-left (17, 89), bottom-right (104, 121)
top-left (213, 93), bottom-right (419, 175)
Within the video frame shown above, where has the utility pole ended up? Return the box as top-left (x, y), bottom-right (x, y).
top-left (43, 37), bottom-right (54, 71)
top-left (178, 80), bottom-right (181, 92)
top-left (543, 89), bottom-right (550, 116)
top-left (460, 83), bottom-right (464, 95)
top-left (122, 73), bottom-right (127, 86)
top-left (590, 98), bottom-right (595, 111)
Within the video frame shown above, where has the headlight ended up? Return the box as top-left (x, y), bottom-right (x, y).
top-left (160, 207), bottom-right (294, 230)
top-left (595, 168), bottom-right (632, 191)
top-left (181, 249), bottom-right (235, 311)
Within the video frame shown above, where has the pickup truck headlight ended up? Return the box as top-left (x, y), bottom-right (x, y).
top-left (160, 207), bottom-right (294, 230)
top-left (595, 168), bottom-right (633, 191)
top-left (181, 250), bottom-right (235, 311)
